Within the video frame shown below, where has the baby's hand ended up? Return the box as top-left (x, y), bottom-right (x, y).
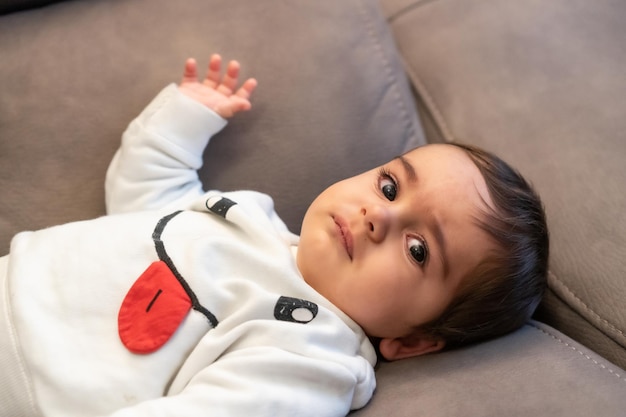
top-left (178, 54), bottom-right (257, 119)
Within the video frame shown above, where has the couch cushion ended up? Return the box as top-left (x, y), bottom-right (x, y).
top-left (380, 0), bottom-right (626, 369)
top-left (353, 321), bottom-right (626, 417)
top-left (0, 0), bottom-right (425, 255)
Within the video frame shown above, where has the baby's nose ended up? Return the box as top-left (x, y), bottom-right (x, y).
top-left (361, 205), bottom-right (390, 243)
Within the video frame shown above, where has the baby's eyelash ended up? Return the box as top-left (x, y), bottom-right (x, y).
top-left (377, 167), bottom-right (397, 186)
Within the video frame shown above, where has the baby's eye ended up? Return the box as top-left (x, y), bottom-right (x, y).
top-left (408, 237), bottom-right (428, 265)
top-left (378, 169), bottom-right (397, 201)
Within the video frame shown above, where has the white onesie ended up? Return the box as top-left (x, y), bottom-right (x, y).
top-left (1, 85), bottom-right (376, 417)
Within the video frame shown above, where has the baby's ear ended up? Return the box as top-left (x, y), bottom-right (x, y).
top-left (378, 332), bottom-right (445, 361)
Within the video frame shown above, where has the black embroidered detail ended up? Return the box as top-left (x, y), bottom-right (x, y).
top-left (146, 289), bottom-right (163, 312)
top-left (206, 197), bottom-right (237, 218)
top-left (274, 296), bottom-right (318, 324)
top-left (153, 211), bottom-right (219, 328)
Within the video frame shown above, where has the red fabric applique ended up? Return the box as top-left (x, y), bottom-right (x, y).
top-left (118, 261), bottom-right (192, 354)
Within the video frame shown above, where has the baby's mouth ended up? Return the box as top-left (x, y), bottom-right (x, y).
top-left (333, 216), bottom-right (354, 260)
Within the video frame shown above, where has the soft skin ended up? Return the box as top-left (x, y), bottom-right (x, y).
top-left (178, 55), bottom-right (257, 119)
top-left (297, 145), bottom-right (497, 360)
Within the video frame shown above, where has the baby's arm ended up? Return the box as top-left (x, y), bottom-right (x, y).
top-left (105, 55), bottom-right (256, 214)
top-left (104, 347), bottom-right (363, 417)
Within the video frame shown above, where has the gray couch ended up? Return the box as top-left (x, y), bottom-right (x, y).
top-left (1, 0), bottom-right (625, 415)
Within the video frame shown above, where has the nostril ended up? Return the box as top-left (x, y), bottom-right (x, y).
top-left (369, 223), bottom-right (374, 232)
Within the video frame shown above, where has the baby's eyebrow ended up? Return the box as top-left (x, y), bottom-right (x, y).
top-left (433, 218), bottom-right (450, 279)
top-left (395, 155), bottom-right (417, 183)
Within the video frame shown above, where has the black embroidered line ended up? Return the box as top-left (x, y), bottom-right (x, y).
top-left (146, 289), bottom-right (163, 312)
top-left (152, 211), bottom-right (219, 328)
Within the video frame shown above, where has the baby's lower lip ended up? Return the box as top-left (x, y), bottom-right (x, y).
top-left (333, 216), bottom-right (354, 260)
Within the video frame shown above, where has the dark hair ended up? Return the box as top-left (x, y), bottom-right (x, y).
top-left (420, 143), bottom-right (549, 349)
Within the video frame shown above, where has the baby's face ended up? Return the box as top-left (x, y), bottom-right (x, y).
top-left (297, 144), bottom-right (496, 340)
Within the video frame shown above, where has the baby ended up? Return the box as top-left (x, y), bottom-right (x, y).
top-left (0, 55), bottom-right (549, 417)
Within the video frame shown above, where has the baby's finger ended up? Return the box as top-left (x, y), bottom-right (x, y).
top-left (181, 58), bottom-right (198, 84)
top-left (204, 54), bottom-right (222, 87)
top-left (235, 78), bottom-right (258, 100)
top-left (229, 97), bottom-right (252, 114)
top-left (217, 60), bottom-right (241, 94)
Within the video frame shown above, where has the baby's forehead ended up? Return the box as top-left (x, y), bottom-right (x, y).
top-left (400, 143), bottom-right (471, 163)
top-left (401, 144), bottom-right (495, 208)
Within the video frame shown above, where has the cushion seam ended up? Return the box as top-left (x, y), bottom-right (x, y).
top-left (547, 270), bottom-right (626, 345)
top-left (529, 322), bottom-right (626, 382)
top-left (396, 56), bottom-right (456, 144)
top-left (356, 0), bottom-right (418, 144)
top-left (387, 0), bottom-right (441, 24)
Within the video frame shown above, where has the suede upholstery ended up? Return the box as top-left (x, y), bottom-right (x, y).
top-left (354, 322), bottom-right (626, 417)
top-left (1, 0), bottom-right (625, 416)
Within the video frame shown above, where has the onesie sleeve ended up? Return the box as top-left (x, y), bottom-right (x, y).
top-left (104, 347), bottom-right (374, 417)
top-left (105, 84), bottom-right (228, 214)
